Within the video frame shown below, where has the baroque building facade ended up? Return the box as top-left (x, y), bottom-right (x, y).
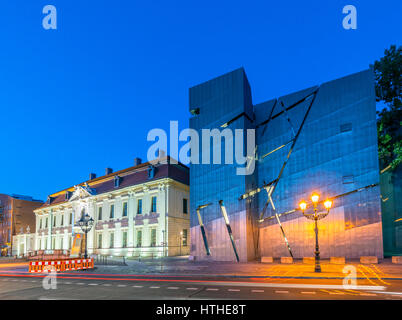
top-left (14, 157), bottom-right (190, 258)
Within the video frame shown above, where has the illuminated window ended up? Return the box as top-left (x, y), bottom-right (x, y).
top-left (122, 231), bottom-right (127, 248)
top-left (137, 199), bottom-right (142, 214)
top-left (122, 202), bottom-right (128, 217)
top-left (182, 229), bottom-right (188, 246)
top-left (110, 233), bottom-right (114, 248)
top-left (150, 229), bottom-right (156, 247)
top-left (136, 230), bottom-right (142, 247)
top-left (110, 204), bottom-right (114, 219)
top-left (151, 196), bottom-right (157, 213)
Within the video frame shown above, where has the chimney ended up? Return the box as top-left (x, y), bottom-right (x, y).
top-left (134, 157), bottom-right (142, 166)
top-left (89, 173), bottom-right (97, 180)
top-left (158, 149), bottom-right (166, 159)
top-left (105, 168), bottom-right (113, 175)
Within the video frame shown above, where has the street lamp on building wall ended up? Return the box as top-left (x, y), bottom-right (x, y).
top-left (78, 213), bottom-right (94, 259)
top-left (299, 194), bottom-right (333, 273)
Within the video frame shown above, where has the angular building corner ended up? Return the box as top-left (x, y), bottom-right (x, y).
top-left (189, 68), bottom-right (384, 262)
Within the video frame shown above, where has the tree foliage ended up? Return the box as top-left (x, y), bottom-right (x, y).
top-left (374, 45), bottom-right (402, 170)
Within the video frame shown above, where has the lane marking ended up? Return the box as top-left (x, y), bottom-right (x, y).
top-left (321, 289), bottom-right (344, 295)
top-left (228, 289), bottom-right (240, 292)
top-left (77, 283), bottom-right (85, 285)
top-left (117, 284), bottom-right (127, 287)
top-left (133, 285), bottom-right (143, 288)
top-left (343, 289), bottom-right (361, 296)
top-left (186, 288), bottom-right (198, 290)
top-left (103, 284), bottom-right (111, 287)
top-left (251, 290), bottom-right (264, 293)
top-left (167, 287), bottom-right (179, 290)
top-left (174, 281), bottom-right (386, 291)
top-left (301, 291), bottom-right (316, 294)
top-left (0, 272), bottom-right (388, 290)
top-left (275, 290), bottom-right (289, 294)
top-left (359, 264), bottom-right (390, 285)
top-left (206, 288), bottom-right (219, 291)
top-left (371, 291), bottom-right (402, 296)
top-left (88, 283), bottom-right (98, 286)
top-left (150, 286), bottom-right (160, 289)
top-left (360, 293), bottom-right (377, 296)
top-left (357, 266), bottom-right (381, 286)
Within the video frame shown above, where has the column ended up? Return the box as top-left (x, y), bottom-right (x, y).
top-left (48, 210), bottom-right (52, 250)
top-left (128, 191), bottom-right (135, 255)
top-left (87, 200), bottom-right (95, 255)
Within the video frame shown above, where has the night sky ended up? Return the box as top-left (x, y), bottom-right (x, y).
top-left (0, 0), bottom-right (400, 200)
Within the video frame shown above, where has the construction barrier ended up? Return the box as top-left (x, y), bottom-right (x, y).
top-left (29, 258), bottom-right (94, 273)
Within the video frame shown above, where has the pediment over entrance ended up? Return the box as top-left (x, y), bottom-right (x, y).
top-left (69, 184), bottom-right (96, 202)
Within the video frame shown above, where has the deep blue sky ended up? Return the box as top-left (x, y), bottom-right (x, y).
top-left (0, 0), bottom-right (400, 200)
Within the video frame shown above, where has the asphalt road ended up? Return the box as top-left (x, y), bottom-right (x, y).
top-left (0, 267), bottom-right (401, 300)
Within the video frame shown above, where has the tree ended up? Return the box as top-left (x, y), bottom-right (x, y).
top-left (373, 45), bottom-right (402, 170)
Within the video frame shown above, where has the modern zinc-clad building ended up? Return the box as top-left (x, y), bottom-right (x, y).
top-left (189, 68), bottom-right (383, 262)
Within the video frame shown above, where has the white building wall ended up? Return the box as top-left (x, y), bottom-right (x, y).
top-left (18, 178), bottom-right (189, 259)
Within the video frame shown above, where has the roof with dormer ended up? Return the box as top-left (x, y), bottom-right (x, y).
top-left (37, 156), bottom-right (189, 210)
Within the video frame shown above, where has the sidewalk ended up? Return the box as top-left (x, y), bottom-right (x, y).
top-left (91, 256), bottom-right (402, 280)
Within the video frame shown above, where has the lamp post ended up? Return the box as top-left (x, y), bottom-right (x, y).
top-left (299, 194), bottom-right (333, 273)
top-left (78, 213), bottom-right (94, 259)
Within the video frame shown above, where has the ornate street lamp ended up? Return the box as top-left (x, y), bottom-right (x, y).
top-left (299, 194), bottom-right (333, 273)
top-left (78, 213), bottom-right (94, 259)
